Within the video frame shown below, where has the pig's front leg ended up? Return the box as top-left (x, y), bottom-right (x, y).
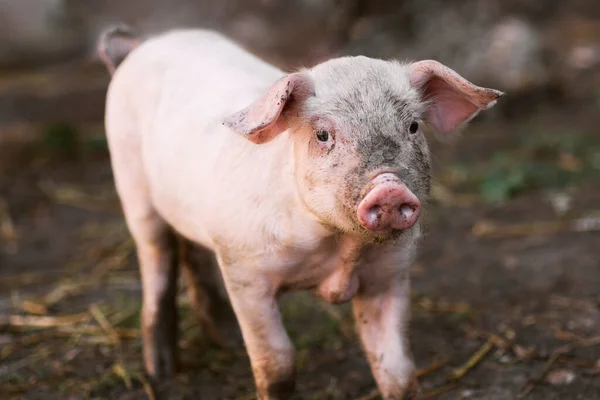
top-left (221, 266), bottom-right (295, 400)
top-left (353, 249), bottom-right (419, 399)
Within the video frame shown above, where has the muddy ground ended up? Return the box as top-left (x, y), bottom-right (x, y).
top-left (1, 60), bottom-right (600, 400)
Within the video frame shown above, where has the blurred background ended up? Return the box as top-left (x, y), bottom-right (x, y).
top-left (0, 1), bottom-right (599, 399)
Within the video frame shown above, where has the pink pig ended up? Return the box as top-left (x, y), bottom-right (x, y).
top-left (99, 25), bottom-right (502, 399)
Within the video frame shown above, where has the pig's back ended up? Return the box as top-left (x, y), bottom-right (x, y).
top-left (106, 29), bottom-right (291, 247)
top-left (112, 29), bottom-right (285, 131)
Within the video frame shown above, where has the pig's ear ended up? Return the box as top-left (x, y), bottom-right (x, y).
top-left (223, 72), bottom-right (315, 144)
top-left (409, 60), bottom-right (504, 135)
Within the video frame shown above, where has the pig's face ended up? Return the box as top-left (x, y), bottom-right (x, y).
top-left (290, 57), bottom-right (432, 241)
top-left (224, 57), bottom-right (502, 242)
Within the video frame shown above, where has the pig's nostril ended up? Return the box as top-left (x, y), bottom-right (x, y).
top-left (399, 204), bottom-right (415, 219)
top-left (368, 204), bottom-right (383, 219)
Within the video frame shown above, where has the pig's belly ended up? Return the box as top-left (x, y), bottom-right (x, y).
top-left (151, 191), bottom-right (214, 248)
top-left (146, 164), bottom-right (219, 250)
top-left (143, 140), bottom-right (221, 249)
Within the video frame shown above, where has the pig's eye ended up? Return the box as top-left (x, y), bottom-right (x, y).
top-left (409, 121), bottom-right (419, 134)
top-left (315, 130), bottom-right (330, 142)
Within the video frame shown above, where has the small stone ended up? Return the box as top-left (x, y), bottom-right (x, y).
top-left (546, 369), bottom-right (576, 386)
top-left (504, 329), bottom-right (516, 340)
top-left (547, 192), bottom-right (572, 216)
top-left (498, 354), bottom-right (512, 364)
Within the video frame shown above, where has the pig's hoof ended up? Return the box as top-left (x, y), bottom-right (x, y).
top-left (380, 374), bottom-right (421, 400)
top-left (402, 375), bottom-right (421, 400)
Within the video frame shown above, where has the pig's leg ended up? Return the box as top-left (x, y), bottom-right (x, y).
top-left (133, 222), bottom-right (179, 379)
top-left (353, 252), bottom-right (419, 399)
top-left (220, 268), bottom-right (295, 400)
top-left (108, 138), bottom-right (179, 379)
top-left (179, 240), bottom-right (242, 347)
top-left (121, 202), bottom-right (179, 379)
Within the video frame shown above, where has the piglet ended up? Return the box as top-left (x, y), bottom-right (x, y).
top-left (99, 26), bottom-right (502, 399)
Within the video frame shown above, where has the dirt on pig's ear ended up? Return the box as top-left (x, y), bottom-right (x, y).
top-left (223, 72), bottom-right (315, 144)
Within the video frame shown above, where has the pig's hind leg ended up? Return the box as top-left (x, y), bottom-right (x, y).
top-left (179, 240), bottom-right (242, 348)
top-left (107, 135), bottom-right (179, 380)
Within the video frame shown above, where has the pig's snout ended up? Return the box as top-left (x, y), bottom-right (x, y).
top-left (357, 173), bottom-right (421, 232)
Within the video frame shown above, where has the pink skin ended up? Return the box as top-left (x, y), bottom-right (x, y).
top-left (357, 173), bottom-right (421, 233)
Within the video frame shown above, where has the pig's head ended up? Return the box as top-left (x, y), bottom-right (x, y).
top-left (224, 57), bottom-right (503, 242)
